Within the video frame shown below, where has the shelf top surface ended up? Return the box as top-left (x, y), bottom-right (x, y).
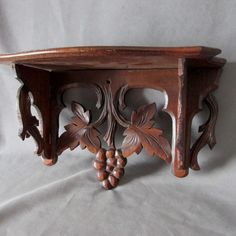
top-left (0, 46), bottom-right (226, 70)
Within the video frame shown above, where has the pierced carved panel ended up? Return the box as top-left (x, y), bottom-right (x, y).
top-left (14, 59), bottom-right (225, 190)
top-left (57, 83), bottom-right (171, 189)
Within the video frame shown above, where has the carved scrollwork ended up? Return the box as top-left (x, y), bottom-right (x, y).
top-left (57, 83), bottom-right (171, 189)
top-left (18, 85), bottom-right (43, 155)
top-left (190, 94), bottom-right (218, 170)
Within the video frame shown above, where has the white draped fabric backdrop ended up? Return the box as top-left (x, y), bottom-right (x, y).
top-left (0, 1), bottom-right (235, 235)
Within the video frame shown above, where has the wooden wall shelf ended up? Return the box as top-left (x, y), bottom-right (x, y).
top-left (0, 46), bottom-right (226, 190)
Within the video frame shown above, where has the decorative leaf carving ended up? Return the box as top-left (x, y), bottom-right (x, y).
top-left (72, 102), bottom-right (90, 124)
top-left (79, 127), bottom-right (101, 153)
top-left (57, 102), bottom-right (101, 155)
top-left (190, 94), bottom-right (218, 170)
top-left (57, 86), bottom-right (172, 190)
top-left (121, 103), bottom-right (171, 162)
top-left (131, 103), bottom-right (156, 128)
top-left (122, 128), bottom-right (143, 157)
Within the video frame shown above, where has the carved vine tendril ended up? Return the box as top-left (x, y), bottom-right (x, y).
top-left (57, 84), bottom-right (172, 189)
top-left (190, 94), bottom-right (218, 170)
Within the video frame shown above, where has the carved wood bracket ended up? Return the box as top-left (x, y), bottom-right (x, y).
top-left (190, 94), bottom-right (218, 170)
top-left (18, 85), bottom-right (43, 155)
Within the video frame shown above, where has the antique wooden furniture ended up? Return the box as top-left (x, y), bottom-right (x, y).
top-left (0, 46), bottom-right (226, 189)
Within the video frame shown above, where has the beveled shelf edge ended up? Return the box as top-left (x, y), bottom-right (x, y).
top-left (0, 46), bottom-right (222, 64)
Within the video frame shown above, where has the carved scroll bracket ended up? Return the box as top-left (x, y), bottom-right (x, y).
top-left (18, 85), bottom-right (43, 155)
top-left (190, 93), bottom-right (218, 170)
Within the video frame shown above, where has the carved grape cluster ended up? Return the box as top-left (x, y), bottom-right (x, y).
top-left (93, 148), bottom-right (127, 190)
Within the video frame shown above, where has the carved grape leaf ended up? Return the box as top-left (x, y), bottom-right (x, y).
top-left (131, 103), bottom-right (156, 128)
top-left (121, 103), bottom-right (171, 162)
top-left (57, 102), bottom-right (101, 155)
top-left (122, 128), bottom-right (143, 156)
top-left (72, 102), bottom-right (90, 124)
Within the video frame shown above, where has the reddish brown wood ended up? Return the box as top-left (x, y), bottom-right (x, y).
top-left (94, 149), bottom-right (127, 190)
top-left (0, 46), bottom-right (226, 190)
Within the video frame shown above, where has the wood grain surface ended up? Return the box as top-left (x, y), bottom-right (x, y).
top-left (0, 46), bottom-right (225, 70)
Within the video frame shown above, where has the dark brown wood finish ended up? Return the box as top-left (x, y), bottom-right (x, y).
top-left (0, 46), bottom-right (226, 189)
